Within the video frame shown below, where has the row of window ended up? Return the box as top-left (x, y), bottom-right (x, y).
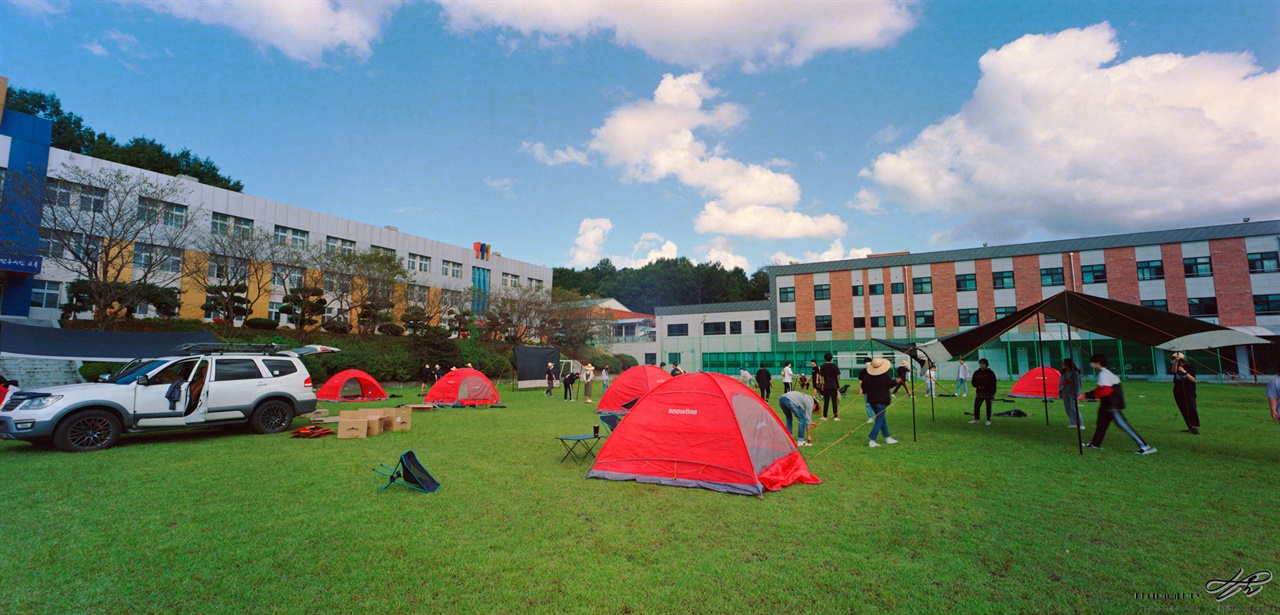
top-left (667, 320), bottom-right (771, 337)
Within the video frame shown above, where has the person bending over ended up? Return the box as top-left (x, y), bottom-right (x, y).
top-left (778, 391), bottom-right (815, 447)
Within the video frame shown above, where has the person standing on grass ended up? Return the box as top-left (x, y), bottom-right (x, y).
top-left (819, 353), bottom-right (841, 421)
top-left (1171, 352), bottom-right (1201, 435)
top-left (1267, 375), bottom-right (1280, 424)
top-left (544, 362), bottom-right (556, 397)
top-left (600, 366), bottom-right (610, 394)
top-left (858, 357), bottom-right (876, 424)
top-left (861, 358), bottom-right (898, 448)
top-left (756, 364), bottom-right (773, 400)
top-left (779, 390), bottom-right (815, 447)
top-left (971, 358), bottom-right (998, 425)
top-left (956, 358), bottom-right (970, 397)
top-left (433, 364), bottom-right (443, 383)
top-left (582, 364), bottom-right (595, 403)
top-left (1083, 353), bottom-right (1156, 454)
top-left (810, 359), bottom-right (822, 393)
top-left (420, 362), bottom-right (434, 395)
top-left (782, 361), bottom-right (794, 394)
top-left (1059, 358), bottom-right (1085, 429)
top-left (563, 370), bottom-right (578, 401)
top-left (892, 360), bottom-right (913, 398)
top-left (924, 362), bottom-right (937, 398)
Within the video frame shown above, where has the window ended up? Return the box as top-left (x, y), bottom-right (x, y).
top-left (912, 277), bottom-right (931, 294)
top-left (214, 359), bottom-right (264, 381)
top-left (1141, 299), bottom-right (1168, 311)
top-left (1248, 252), bottom-right (1280, 274)
top-left (853, 317), bottom-right (866, 328)
top-left (1137, 260), bottom-right (1164, 281)
top-left (995, 306), bottom-right (1017, 319)
top-left (501, 272), bottom-right (521, 287)
top-left (813, 284), bottom-right (831, 300)
top-left (371, 245), bottom-right (396, 257)
top-left (1183, 256), bottom-right (1212, 278)
top-left (1081, 264), bottom-right (1107, 284)
top-left (754, 320), bottom-right (769, 334)
top-left (271, 264), bottom-right (303, 288)
top-left (779, 287), bottom-right (795, 302)
top-left (1188, 297), bottom-right (1218, 317)
top-left (914, 310), bottom-right (934, 327)
top-left (868, 284), bottom-right (884, 295)
top-left (815, 315), bottom-right (832, 331)
top-left (955, 274), bottom-right (977, 292)
top-left (268, 301), bottom-right (282, 323)
top-left (729, 321), bottom-right (742, 335)
top-left (36, 229), bottom-right (64, 258)
top-left (893, 315), bottom-right (906, 327)
top-left (958, 308), bottom-right (980, 326)
top-left (891, 282), bottom-right (904, 294)
top-left (703, 322), bottom-right (726, 335)
top-left (274, 225), bottom-right (308, 250)
top-left (46, 179), bottom-right (75, 209)
top-left (471, 267), bottom-right (491, 313)
top-left (133, 244), bottom-right (181, 273)
top-left (406, 253), bottom-right (430, 273)
top-left (667, 323), bottom-right (689, 337)
top-left (528, 278), bottom-right (544, 289)
top-left (780, 317), bottom-right (796, 333)
top-left (30, 280), bottom-right (61, 309)
top-left (442, 260), bottom-right (463, 278)
top-left (852, 285), bottom-right (865, 297)
top-left (644, 353), bottom-right (657, 365)
top-left (1255, 294), bottom-right (1280, 315)
top-left (138, 198), bottom-right (186, 227)
top-left (211, 212), bottom-right (253, 237)
top-left (324, 273), bottom-right (351, 295)
top-left (1041, 267), bottom-right (1064, 287)
top-left (262, 359), bottom-right (298, 378)
top-left (992, 271), bottom-right (1014, 290)
top-left (326, 236), bottom-right (355, 255)
top-left (80, 186), bottom-right (106, 212)
top-left (208, 257), bottom-right (247, 281)
top-left (870, 316), bottom-right (886, 328)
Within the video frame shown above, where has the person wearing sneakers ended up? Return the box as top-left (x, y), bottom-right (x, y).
top-left (1083, 353), bottom-right (1156, 455)
top-left (858, 357), bottom-right (876, 424)
top-left (819, 353), bottom-right (841, 421)
top-left (861, 358), bottom-right (898, 448)
top-left (924, 362), bottom-right (937, 398)
top-left (582, 364), bottom-right (595, 403)
top-left (971, 358), bottom-right (998, 425)
top-left (600, 366), bottom-right (610, 393)
top-left (956, 357), bottom-right (970, 397)
top-left (1267, 374), bottom-right (1280, 423)
top-left (1171, 352), bottom-right (1201, 435)
top-left (1059, 358), bottom-right (1085, 429)
top-left (544, 362), bottom-right (556, 397)
top-left (779, 390), bottom-right (815, 447)
top-left (782, 361), bottom-right (794, 394)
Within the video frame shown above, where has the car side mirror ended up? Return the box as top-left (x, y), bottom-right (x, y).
top-left (98, 374), bottom-right (112, 382)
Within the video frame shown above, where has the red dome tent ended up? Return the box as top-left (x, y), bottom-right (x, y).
top-left (424, 368), bottom-right (500, 407)
top-left (1009, 367), bottom-right (1060, 399)
top-left (586, 372), bottom-right (820, 496)
top-left (316, 369), bottom-right (388, 402)
top-left (595, 365), bottom-right (671, 414)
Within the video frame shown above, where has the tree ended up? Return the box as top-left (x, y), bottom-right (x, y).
top-left (540, 287), bottom-right (614, 360)
top-left (278, 286), bottom-right (327, 343)
top-left (312, 248), bottom-right (412, 335)
top-left (475, 284), bottom-right (553, 345)
top-left (552, 256), bottom-right (770, 314)
top-left (183, 225), bottom-right (284, 335)
top-left (9, 163), bottom-right (204, 329)
top-left (61, 279), bottom-right (180, 320)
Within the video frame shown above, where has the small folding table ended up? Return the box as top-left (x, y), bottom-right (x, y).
top-left (556, 434), bottom-right (601, 465)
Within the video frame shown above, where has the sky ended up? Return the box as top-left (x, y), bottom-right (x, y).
top-left (3, 1), bottom-right (1278, 273)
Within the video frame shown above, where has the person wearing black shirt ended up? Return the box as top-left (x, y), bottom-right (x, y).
top-left (563, 371), bottom-right (578, 401)
top-left (819, 353), bottom-right (841, 421)
top-left (970, 359), bottom-right (998, 425)
top-left (1171, 352), bottom-right (1200, 434)
top-left (809, 359), bottom-right (821, 392)
top-left (670, 363), bottom-right (685, 377)
top-left (861, 358), bottom-right (898, 447)
top-left (858, 358), bottom-right (876, 423)
top-left (755, 364), bottom-right (772, 400)
top-left (419, 362), bottom-right (434, 394)
top-left (891, 360), bottom-right (913, 397)
top-left (544, 362), bottom-right (556, 397)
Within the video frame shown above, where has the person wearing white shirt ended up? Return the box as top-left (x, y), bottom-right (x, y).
top-left (1083, 354), bottom-right (1156, 454)
top-left (955, 358), bottom-right (971, 397)
top-left (782, 361), bottom-right (794, 394)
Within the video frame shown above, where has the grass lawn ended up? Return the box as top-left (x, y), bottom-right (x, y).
top-left (2, 379), bottom-right (1277, 614)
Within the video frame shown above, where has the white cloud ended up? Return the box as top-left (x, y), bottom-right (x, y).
top-left (700, 237), bottom-right (750, 271)
top-left (871, 124), bottom-right (901, 145)
top-left (586, 72), bottom-right (846, 239)
top-left (7, 0), bottom-right (68, 18)
top-left (770, 239), bottom-right (873, 266)
top-left (859, 23), bottom-right (1280, 242)
top-left (120, 0), bottom-right (404, 65)
top-left (520, 141), bottom-right (589, 166)
top-left (848, 189), bottom-right (884, 215)
top-left (612, 232), bottom-right (679, 268)
top-left (435, 0), bottom-right (918, 70)
top-left (83, 40), bottom-right (108, 56)
top-left (764, 158), bottom-right (794, 170)
top-left (483, 176), bottom-right (517, 194)
top-left (568, 217), bottom-right (613, 267)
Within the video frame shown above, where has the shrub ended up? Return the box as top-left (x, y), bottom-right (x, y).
top-left (458, 341), bottom-right (512, 378)
top-left (79, 361), bottom-right (126, 382)
top-left (614, 352), bottom-right (639, 371)
top-left (321, 320), bottom-right (353, 334)
top-left (377, 323), bottom-right (405, 336)
top-left (244, 318), bottom-right (279, 330)
top-left (406, 327), bottom-right (462, 373)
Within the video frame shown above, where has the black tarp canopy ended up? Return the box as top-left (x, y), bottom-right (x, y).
top-left (513, 345), bottom-right (560, 389)
top-left (899, 291), bottom-right (1269, 364)
top-left (0, 321), bottom-right (216, 361)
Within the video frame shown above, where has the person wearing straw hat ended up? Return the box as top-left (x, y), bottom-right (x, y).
top-left (861, 358), bottom-right (898, 447)
top-left (544, 362), bottom-right (556, 397)
top-left (1170, 352), bottom-right (1200, 435)
top-left (1083, 353), bottom-right (1157, 455)
top-left (582, 364), bottom-right (595, 403)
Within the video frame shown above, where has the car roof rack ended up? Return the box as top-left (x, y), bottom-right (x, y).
top-left (174, 343), bottom-right (286, 355)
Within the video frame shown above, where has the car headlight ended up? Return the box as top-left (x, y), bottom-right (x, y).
top-left (18, 396), bottom-right (63, 411)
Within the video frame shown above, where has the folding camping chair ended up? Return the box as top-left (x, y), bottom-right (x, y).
top-left (373, 450), bottom-right (441, 494)
top-left (599, 413), bottom-right (622, 435)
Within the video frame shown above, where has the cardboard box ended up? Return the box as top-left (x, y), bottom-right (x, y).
top-left (337, 419), bottom-right (367, 439)
top-left (366, 416), bottom-right (383, 437)
top-left (339, 409), bottom-right (368, 421)
top-left (408, 404), bottom-right (434, 412)
top-left (391, 407), bottom-right (412, 432)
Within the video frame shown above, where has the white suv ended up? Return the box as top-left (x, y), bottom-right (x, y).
top-left (0, 344), bottom-right (338, 452)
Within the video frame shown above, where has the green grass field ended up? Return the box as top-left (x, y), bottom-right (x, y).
top-left (2, 380), bottom-right (1277, 614)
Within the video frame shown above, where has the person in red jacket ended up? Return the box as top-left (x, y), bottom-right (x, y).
top-left (1083, 354), bottom-right (1156, 455)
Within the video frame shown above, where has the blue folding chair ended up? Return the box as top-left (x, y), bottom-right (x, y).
top-left (373, 450), bottom-right (441, 494)
top-left (599, 413), bottom-right (622, 434)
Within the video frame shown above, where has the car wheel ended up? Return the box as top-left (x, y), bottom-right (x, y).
top-left (53, 410), bottom-right (122, 452)
top-left (249, 400), bottom-right (294, 434)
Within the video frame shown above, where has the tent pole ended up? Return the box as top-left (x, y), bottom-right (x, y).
top-left (1036, 315), bottom-right (1049, 426)
top-left (1065, 294), bottom-right (1081, 455)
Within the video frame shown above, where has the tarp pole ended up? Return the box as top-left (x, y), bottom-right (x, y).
top-left (1118, 339), bottom-right (1127, 381)
top-left (1216, 348), bottom-right (1224, 383)
top-left (1065, 293), bottom-right (1082, 455)
top-left (910, 357), bottom-right (917, 442)
top-left (1036, 316), bottom-right (1049, 426)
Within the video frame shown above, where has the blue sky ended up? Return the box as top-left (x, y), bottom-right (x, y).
top-left (4, 1), bottom-right (1277, 272)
